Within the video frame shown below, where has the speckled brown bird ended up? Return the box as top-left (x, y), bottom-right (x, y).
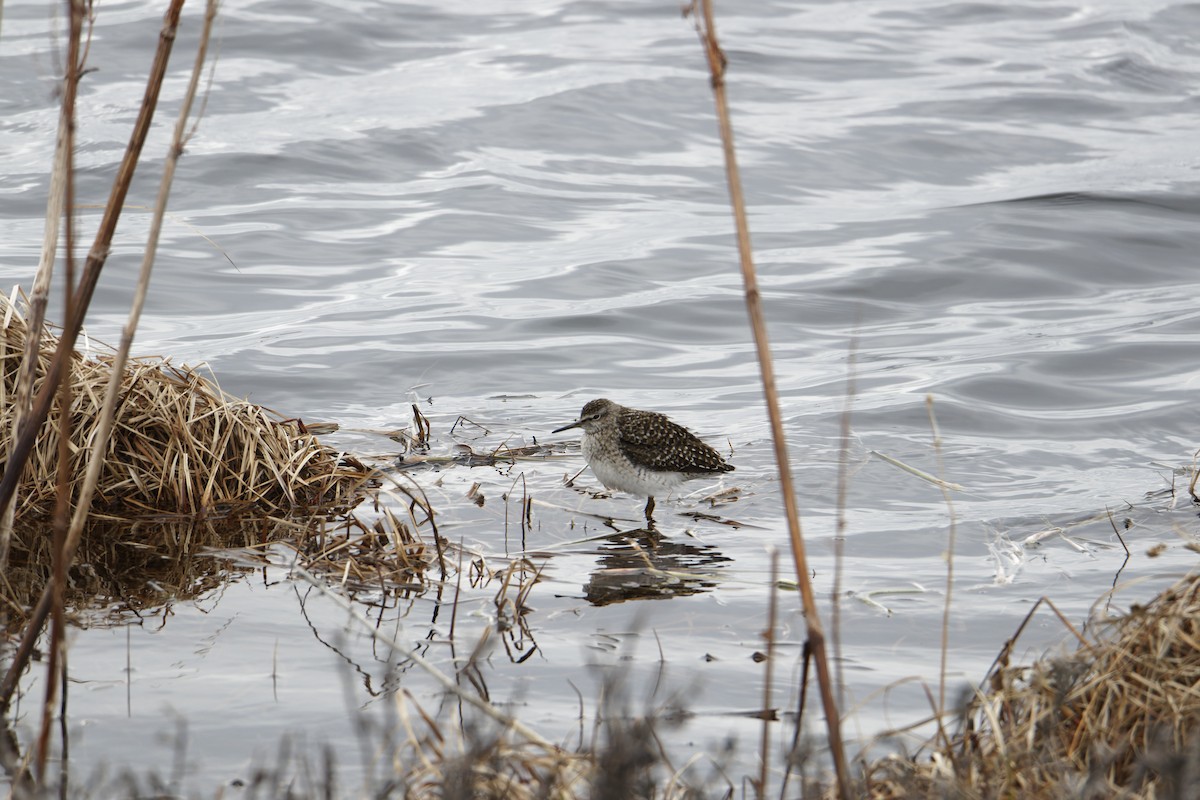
top-left (552, 398), bottom-right (733, 520)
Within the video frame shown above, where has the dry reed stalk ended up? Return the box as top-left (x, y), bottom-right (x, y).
top-left (34, 0), bottom-right (90, 777)
top-left (757, 548), bottom-right (779, 799)
top-left (686, 1), bottom-right (850, 795)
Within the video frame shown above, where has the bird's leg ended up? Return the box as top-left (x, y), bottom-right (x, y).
top-left (644, 496), bottom-right (656, 521)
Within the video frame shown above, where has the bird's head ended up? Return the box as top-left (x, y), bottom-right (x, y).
top-left (552, 398), bottom-right (616, 435)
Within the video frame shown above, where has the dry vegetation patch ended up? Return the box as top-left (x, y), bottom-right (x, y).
top-left (0, 293), bottom-right (434, 627)
top-left (861, 571), bottom-right (1200, 799)
top-left (1, 292), bottom-right (368, 521)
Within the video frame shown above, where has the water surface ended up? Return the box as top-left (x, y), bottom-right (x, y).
top-left (2, 0), bottom-right (1199, 792)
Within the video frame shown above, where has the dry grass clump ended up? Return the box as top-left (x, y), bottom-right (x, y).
top-left (0, 293), bottom-right (433, 630)
top-left (0, 293), bottom-right (369, 521)
top-left (860, 571), bottom-right (1200, 799)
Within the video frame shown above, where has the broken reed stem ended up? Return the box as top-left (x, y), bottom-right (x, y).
top-left (0, 0), bottom-right (188, 720)
top-left (689, 1), bottom-right (850, 796)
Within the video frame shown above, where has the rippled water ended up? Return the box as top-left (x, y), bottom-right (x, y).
top-left (3, 0), bottom-right (1200, 792)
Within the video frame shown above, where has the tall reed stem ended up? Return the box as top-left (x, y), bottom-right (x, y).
top-left (34, 2), bottom-right (86, 776)
top-left (689, 2), bottom-right (850, 796)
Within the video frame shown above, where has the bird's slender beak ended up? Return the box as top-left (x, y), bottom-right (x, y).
top-left (552, 419), bottom-right (583, 434)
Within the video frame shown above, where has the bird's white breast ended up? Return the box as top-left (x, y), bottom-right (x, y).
top-left (581, 432), bottom-right (687, 497)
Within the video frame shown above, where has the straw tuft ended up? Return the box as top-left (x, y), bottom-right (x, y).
top-left (0, 293), bottom-right (368, 521)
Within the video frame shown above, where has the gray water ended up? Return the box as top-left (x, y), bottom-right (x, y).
top-left (3, 0), bottom-right (1200, 793)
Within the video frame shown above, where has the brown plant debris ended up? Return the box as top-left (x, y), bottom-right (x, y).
top-left (289, 499), bottom-right (432, 594)
top-left (0, 292), bottom-right (369, 521)
top-left (857, 571), bottom-right (1200, 799)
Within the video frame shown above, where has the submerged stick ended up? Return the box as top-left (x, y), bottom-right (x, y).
top-left (687, 2), bottom-right (850, 796)
top-left (870, 449), bottom-right (965, 492)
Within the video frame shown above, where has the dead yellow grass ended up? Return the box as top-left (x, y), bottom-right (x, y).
top-left (0, 292), bottom-right (368, 521)
top-left (860, 571), bottom-right (1200, 799)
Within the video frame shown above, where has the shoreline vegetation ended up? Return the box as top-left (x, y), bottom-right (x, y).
top-left (0, 292), bottom-right (370, 523)
top-left (2, 0), bottom-right (1197, 798)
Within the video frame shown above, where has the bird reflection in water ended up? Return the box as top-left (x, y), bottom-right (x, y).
top-left (583, 530), bottom-right (732, 606)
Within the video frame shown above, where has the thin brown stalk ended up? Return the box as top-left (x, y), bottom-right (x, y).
top-left (688, 1), bottom-right (850, 796)
top-left (35, 296), bottom-right (71, 782)
top-left (33, 0), bottom-right (86, 781)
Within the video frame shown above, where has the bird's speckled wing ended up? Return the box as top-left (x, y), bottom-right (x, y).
top-left (615, 408), bottom-right (734, 475)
